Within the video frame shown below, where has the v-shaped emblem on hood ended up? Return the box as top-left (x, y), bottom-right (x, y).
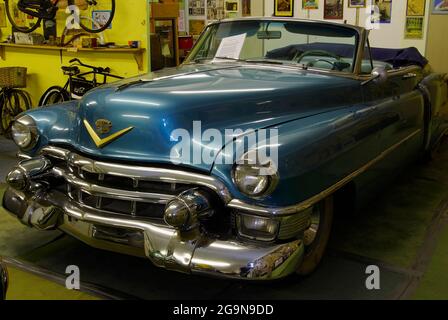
top-left (83, 119), bottom-right (134, 149)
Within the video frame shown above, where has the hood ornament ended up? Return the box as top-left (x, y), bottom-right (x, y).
top-left (84, 119), bottom-right (133, 149)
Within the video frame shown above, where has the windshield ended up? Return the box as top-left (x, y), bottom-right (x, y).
top-left (186, 20), bottom-right (360, 73)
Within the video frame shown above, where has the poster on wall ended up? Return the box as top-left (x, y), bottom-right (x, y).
top-left (407, 0), bottom-right (426, 16)
top-left (242, 0), bottom-right (251, 16)
top-left (178, 9), bottom-right (186, 32)
top-left (207, 0), bottom-right (225, 20)
top-left (371, 0), bottom-right (392, 24)
top-left (189, 19), bottom-right (206, 35)
top-left (303, 0), bottom-right (319, 9)
top-left (92, 10), bottom-right (112, 30)
top-left (324, 0), bottom-right (344, 19)
top-left (0, 3), bottom-right (7, 28)
top-left (432, 0), bottom-right (448, 14)
top-left (274, 0), bottom-right (294, 17)
top-left (189, 0), bottom-right (206, 16)
top-left (348, 0), bottom-right (366, 8)
top-left (405, 16), bottom-right (424, 38)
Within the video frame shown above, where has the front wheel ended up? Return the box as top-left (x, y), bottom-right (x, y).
top-left (1, 89), bottom-right (32, 138)
top-left (4, 0), bottom-right (42, 33)
top-left (296, 196), bottom-right (334, 275)
top-left (78, 0), bottom-right (116, 33)
top-left (39, 86), bottom-right (70, 107)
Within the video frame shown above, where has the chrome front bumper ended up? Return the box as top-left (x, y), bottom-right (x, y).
top-left (2, 186), bottom-right (304, 280)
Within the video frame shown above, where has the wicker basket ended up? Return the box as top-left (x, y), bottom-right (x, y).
top-left (0, 67), bottom-right (27, 88)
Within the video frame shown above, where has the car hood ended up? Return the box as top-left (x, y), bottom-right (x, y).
top-left (41, 64), bottom-right (362, 172)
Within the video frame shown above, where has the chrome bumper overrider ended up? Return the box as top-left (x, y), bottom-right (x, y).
top-left (3, 148), bottom-right (306, 280)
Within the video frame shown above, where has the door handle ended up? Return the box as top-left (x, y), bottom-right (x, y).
top-left (402, 73), bottom-right (417, 79)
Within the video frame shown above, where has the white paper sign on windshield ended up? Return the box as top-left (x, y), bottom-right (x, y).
top-left (214, 33), bottom-right (247, 60)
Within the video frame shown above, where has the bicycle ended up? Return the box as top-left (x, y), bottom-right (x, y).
top-left (39, 58), bottom-right (123, 106)
top-left (0, 67), bottom-right (32, 137)
top-left (4, 0), bottom-right (115, 34)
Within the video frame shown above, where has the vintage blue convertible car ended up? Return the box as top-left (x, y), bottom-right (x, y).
top-left (3, 18), bottom-right (448, 280)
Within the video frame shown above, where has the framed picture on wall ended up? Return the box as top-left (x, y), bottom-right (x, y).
top-left (0, 3), bottom-right (7, 28)
top-left (303, 0), bottom-right (319, 10)
top-left (371, 0), bottom-right (392, 24)
top-left (92, 10), bottom-right (112, 30)
top-left (348, 0), bottom-right (366, 8)
top-left (407, 0), bottom-right (426, 16)
top-left (324, 0), bottom-right (344, 19)
top-left (432, 0), bottom-right (448, 14)
top-left (274, 0), bottom-right (294, 17)
top-left (225, 0), bottom-right (239, 13)
top-left (242, 0), bottom-right (251, 16)
top-left (405, 16), bottom-right (424, 38)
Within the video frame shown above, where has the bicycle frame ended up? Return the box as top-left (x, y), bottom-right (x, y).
top-left (63, 68), bottom-right (123, 99)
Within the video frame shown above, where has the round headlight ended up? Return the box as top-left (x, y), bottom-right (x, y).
top-left (232, 162), bottom-right (279, 198)
top-left (11, 115), bottom-right (38, 150)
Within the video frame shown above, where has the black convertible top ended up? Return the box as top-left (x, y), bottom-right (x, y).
top-left (266, 43), bottom-right (428, 69)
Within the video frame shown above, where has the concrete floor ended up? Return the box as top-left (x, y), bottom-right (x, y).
top-left (0, 135), bottom-right (447, 300)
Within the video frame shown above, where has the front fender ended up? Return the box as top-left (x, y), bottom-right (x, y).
top-left (211, 107), bottom-right (366, 207)
top-left (19, 101), bottom-right (81, 156)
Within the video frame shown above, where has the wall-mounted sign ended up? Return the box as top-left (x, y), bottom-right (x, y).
top-left (432, 0), bottom-right (448, 14)
top-left (324, 0), bottom-right (344, 20)
top-left (405, 16), bottom-right (424, 38)
top-left (274, 0), bottom-right (294, 17)
top-left (407, 0), bottom-right (426, 16)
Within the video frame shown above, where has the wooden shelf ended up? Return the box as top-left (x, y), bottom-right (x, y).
top-left (0, 43), bottom-right (146, 71)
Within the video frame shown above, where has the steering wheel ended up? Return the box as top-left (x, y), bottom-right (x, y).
top-left (294, 50), bottom-right (343, 70)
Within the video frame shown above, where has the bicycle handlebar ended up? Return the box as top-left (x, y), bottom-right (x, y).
top-left (69, 58), bottom-right (111, 73)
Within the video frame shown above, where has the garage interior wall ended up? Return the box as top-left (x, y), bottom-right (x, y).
top-left (262, 0), bottom-right (430, 54)
top-left (0, 0), bottom-right (149, 106)
top-left (425, 13), bottom-right (448, 73)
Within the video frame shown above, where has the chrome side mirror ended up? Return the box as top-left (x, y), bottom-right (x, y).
top-left (0, 261), bottom-right (8, 300)
top-left (371, 66), bottom-right (388, 83)
top-left (362, 66), bottom-right (388, 86)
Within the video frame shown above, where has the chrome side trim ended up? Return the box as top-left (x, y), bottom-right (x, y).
top-left (39, 146), bottom-right (233, 203)
top-left (229, 129), bottom-right (422, 216)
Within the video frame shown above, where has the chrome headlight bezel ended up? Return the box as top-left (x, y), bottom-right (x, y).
top-left (231, 161), bottom-right (279, 199)
top-left (11, 115), bottom-right (39, 150)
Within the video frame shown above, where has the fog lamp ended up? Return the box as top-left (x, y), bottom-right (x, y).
top-left (236, 213), bottom-right (279, 241)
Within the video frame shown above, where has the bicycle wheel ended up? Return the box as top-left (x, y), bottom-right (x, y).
top-left (39, 86), bottom-right (70, 107)
top-left (4, 0), bottom-right (42, 33)
top-left (78, 0), bottom-right (115, 33)
top-left (1, 89), bottom-right (32, 138)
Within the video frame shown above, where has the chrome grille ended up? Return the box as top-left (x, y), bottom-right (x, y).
top-left (43, 152), bottom-right (223, 221)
